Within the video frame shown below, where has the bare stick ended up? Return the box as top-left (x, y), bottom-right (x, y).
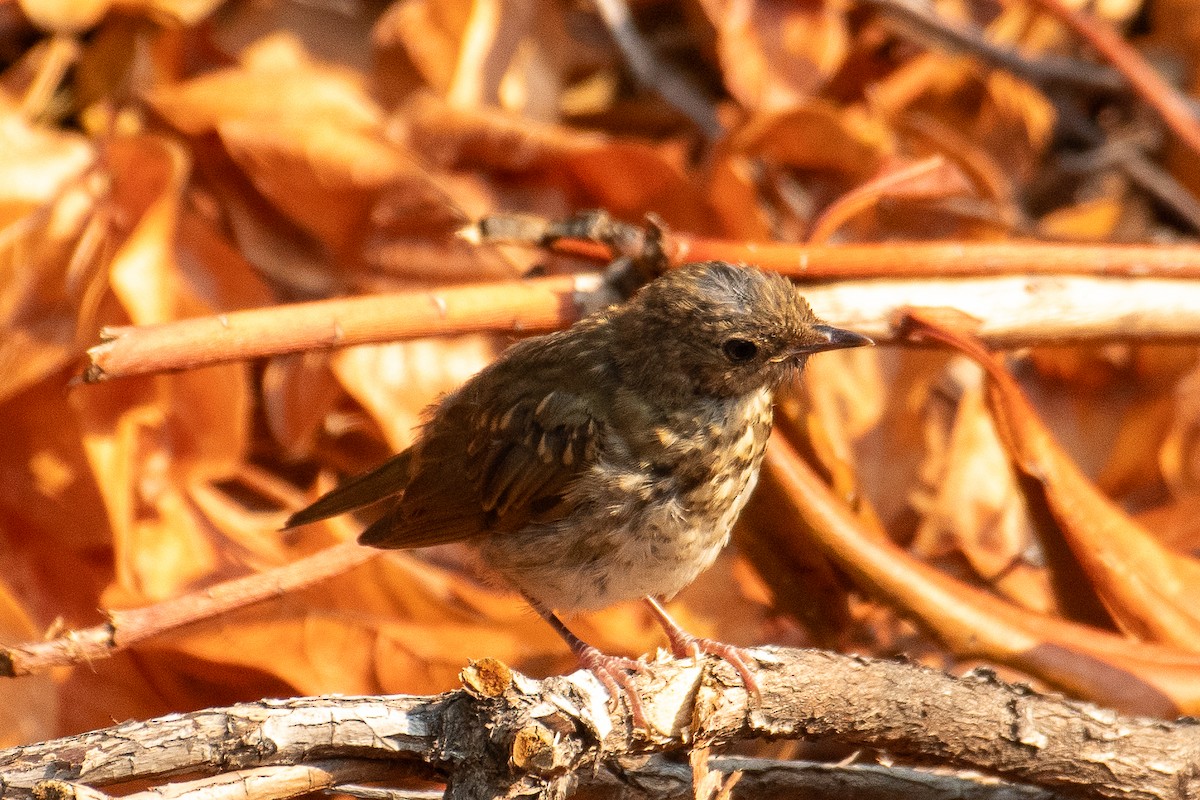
top-left (84, 270), bottom-right (1200, 382)
top-left (568, 754), bottom-right (1060, 800)
top-left (667, 238), bottom-right (1200, 279)
top-left (801, 274), bottom-right (1200, 346)
top-left (0, 541), bottom-right (375, 678)
top-left (592, 0), bottom-right (723, 139)
top-left (470, 213), bottom-right (1200, 278)
top-left (865, 0), bottom-right (1124, 93)
top-left (83, 273), bottom-right (601, 382)
top-left (33, 761), bottom-right (404, 800)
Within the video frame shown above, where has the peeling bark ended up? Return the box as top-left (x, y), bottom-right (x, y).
top-left (2, 649), bottom-right (1197, 800)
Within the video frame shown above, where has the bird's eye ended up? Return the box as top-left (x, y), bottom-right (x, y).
top-left (722, 338), bottom-right (758, 364)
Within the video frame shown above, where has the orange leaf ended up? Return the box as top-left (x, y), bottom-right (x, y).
top-left (147, 38), bottom-right (382, 137)
top-left (0, 575), bottom-right (55, 747)
top-left (765, 435), bottom-right (1200, 717)
top-left (807, 155), bottom-right (976, 244)
top-left (902, 310), bottom-right (1200, 649)
top-left (696, 0), bottom-right (848, 111)
top-left (910, 383), bottom-right (1055, 613)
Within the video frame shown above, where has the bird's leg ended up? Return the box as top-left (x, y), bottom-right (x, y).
top-left (644, 596), bottom-right (761, 696)
top-left (525, 596), bottom-right (650, 729)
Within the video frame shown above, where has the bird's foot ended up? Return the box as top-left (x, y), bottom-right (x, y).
top-left (667, 632), bottom-right (761, 696)
top-left (574, 644), bottom-right (650, 729)
top-left (525, 596), bottom-right (652, 730)
top-left (644, 597), bottom-right (761, 698)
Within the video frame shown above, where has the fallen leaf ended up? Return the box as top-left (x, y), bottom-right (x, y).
top-left (903, 310), bottom-right (1200, 650)
top-left (910, 381), bottom-right (1054, 613)
top-left (697, 0), bottom-right (848, 112)
top-left (764, 434), bottom-right (1200, 717)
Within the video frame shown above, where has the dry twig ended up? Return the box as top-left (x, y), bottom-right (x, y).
top-left (83, 270), bottom-right (1200, 381)
top-left (0, 541), bottom-right (375, 678)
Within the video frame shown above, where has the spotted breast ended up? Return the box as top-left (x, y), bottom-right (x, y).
top-left (481, 386), bottom-right (775, 611)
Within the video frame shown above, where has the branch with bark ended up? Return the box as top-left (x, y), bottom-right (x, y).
top-left (2, 648), bottom-right (1197, 800)
top-left (80, 210), bottom-right (1200, 382)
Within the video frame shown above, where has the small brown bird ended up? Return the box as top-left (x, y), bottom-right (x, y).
top-left (287, 261), bottom-right (871, 722)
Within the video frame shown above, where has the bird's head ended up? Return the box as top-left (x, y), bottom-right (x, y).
top-left (612, 261), bottom-right (872, 400)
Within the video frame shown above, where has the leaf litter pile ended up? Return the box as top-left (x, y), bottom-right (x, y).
top-left (4, 0), bottom-right (1200, 746)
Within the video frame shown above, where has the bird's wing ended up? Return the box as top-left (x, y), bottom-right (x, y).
top-left (283, 448), bottom-right (414, 529)
top-left (357, 388), bottom-right (602, 549)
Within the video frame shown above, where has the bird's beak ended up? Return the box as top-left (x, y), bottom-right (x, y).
top-left (794, 324), bottom-right (874, 355)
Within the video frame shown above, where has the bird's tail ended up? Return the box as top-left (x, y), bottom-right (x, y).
top-left (283, 448), bottom-right (414, 529)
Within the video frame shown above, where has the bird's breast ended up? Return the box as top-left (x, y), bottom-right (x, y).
top-left (481, 388), bottom-right (775, 611)
top-left (659, 386), bottom-right (774, 533)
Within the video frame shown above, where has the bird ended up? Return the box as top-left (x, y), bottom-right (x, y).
top-left (285, 261), bottom-right (872, 724)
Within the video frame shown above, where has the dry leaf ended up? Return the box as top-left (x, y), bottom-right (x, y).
top-left (765, 435), bottom-right (1200, 717)
top-left (910, 381), bottom-right (1053, 613)
top-left (696, 0), bottom-right (849, 112)
top-left (17, 0), bottom-right (111, 34)
top-left (148, 37), bottom-right (382, 136)
top-left (405, 95), bottom-right (715, 229)
top-left (0, 576), bottom-right (54, 747)
top-left (331, 334), bottom-right (499, 452)
top-left (906, 311), bottom-right (1200, 650)
top-left (0, 114), bottom-right (103, 404)
top-left (807, 155), bottom-right (977, 244)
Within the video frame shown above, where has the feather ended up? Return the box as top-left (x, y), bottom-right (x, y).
top-left (283, 449), bottom-right (414, 529)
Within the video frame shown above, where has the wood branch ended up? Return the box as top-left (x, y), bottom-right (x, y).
top-left (566, 755), bottom-right (1061, 800)
top-left (863, 0), bottom-right (1124, 93)
top-left (667, 239), bottom-right (1200, 280)
top-left (1, 650), bottom-right (1197, 800)
top-left (82, 274), bottom-right (602, 382)
top-left (33, 761), bottom-right (406, 800)
top-left (803, 276), bottom-right (1200, 346)
top-left (1018, 0), bottom-right (1200, 161)
top-left (83, 207), bottom-right (1200, 383)
top-left (475, 214), bottom-right (1200, 279)
top-left (591, 0), bottom-right (723, 139)
top-left (82, 271), bottom-right (1200, 382)
top-left (339, 754), bottom-right (1061, 800)
top-left (0, 541), bottom-right (375, 678)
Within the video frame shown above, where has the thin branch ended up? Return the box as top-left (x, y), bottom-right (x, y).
top-left (666, 238), bottom-right (1200, 279)
top-left (75, 208), bottom-right (1200, 382)
top-left (81, 273), bottom-right (1200, 381)
top-left (1057, 138), bottom-right (1200, 233)
top-left (471, 213), bottom-right (1200, 279)
top-left (799, 274), bottom-right (1200, 346)
top-left (34, 762), bottom-right (404, 800)
top-left (82, 273), bottom-right (600, 382)
top-left (339, 755), bottom-right (1062, 800)
top-left (1, 651), bottom-right (1197, 800)
top-left (569, 755), bottom-right (1062, 800)
top-left (864, 0), bottom-right (1124, 94)
top-left (0, 541), bottom-right (375, 678)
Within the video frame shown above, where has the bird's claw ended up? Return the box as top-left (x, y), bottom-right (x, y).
top-left (667, 633), bottom-right (761, 698)
top-left (575, 645), bottom-right (650, 730)
top-left (644, 598), bottom-right (762, 699)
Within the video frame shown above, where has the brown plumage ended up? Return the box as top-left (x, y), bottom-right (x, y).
top-left (286, 261), bottom-right (872, 722)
